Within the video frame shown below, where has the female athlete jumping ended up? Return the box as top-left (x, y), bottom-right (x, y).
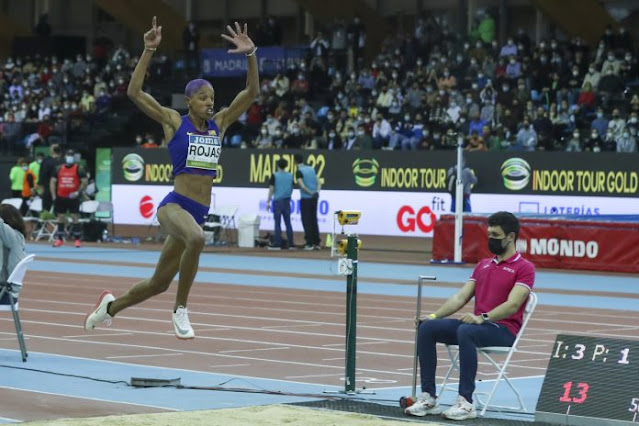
top-left (84, 16), bottom-right (259, 339)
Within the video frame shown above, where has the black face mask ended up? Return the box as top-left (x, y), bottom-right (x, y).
top-left (488, 237), bottom-right (507, 255)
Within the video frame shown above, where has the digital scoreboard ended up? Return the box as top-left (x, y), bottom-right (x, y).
top-left (536, 334), bottom-right (639, 425)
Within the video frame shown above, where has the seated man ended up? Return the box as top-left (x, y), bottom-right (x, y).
top-left (0, 204), bottom-right (27, 303)
top-left (405, 211), bottom-right (535, 420)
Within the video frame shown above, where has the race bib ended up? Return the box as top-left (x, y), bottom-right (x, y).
top-left (186, 133), bottom-right (221, 170)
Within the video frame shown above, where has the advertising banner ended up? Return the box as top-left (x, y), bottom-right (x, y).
top-left (111, 184), bottom-right (450, 237)
top-left (201, 46), bottom-right (307, 77)
top-left (432, 215), bottom-right (639, 273)
top-left (112, 148), bottom-right (639, 198)
top-left (95, 148), bottom-right (111, 202)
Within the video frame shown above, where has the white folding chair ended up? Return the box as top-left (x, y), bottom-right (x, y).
top-left (1, 198), bottom-right (23, 210)
top-left (95, 201), bottom-right (114, 235)
top-left (0, 254), bottom-right (36, 362)
top-left (78, 200), bottom-right (100, 223)
top-left (205, 205), bottom-right (238, 245)
top-left (439, 292), bottom-right (538, 416)
top-left (23, 197), bottom-right (43, 240)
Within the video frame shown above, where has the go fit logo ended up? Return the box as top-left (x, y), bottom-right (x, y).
top-left (397, 205), bottom-right (437, 233)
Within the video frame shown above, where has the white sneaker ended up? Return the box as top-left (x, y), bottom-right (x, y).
top-left (172, 306), bottom-right (195, 339)
top-left (441, 395), bottom-right (477, 420)
top-left (404, 392), bottom-right (442, 416)
top-left (84, 291), bottom-right (114, 331)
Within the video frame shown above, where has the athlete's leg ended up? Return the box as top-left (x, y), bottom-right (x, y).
top-left (108, 234), bottom-right (184, 316)
top-left (155, 203), bottom-right (205, 311)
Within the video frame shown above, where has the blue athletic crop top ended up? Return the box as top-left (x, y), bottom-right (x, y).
top-left (168, 115), bottom-right (222, 178)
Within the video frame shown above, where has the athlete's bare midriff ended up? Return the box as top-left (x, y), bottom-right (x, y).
top-left (174, 173), bottom-right (215, 206)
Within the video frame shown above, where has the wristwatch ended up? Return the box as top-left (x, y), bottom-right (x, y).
top-left (481, 313), bottom-right (490, 321)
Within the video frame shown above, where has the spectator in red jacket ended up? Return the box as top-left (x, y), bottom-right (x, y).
top-left (577, 82), bottom-right (596, 109)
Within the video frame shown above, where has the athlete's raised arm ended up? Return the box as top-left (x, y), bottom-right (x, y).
top-left (127, 16), bottom-right (181, 131)
top-left (214, 22), bottom-right (260, 133)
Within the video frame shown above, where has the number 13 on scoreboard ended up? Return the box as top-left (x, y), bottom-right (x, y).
top-left (559, 381), bottom-right (589, 404)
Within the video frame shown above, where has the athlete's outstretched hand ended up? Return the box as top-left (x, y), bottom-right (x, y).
top-left (222, 22), bottom-right (256, 55)
top-left (144, 16), bottom-right (163, 49)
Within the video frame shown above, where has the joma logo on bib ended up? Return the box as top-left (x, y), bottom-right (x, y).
top-left (187, 133), bottom-right (221, 170)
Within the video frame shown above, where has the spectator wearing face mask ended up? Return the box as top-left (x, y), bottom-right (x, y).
top-left (585, 129), bottom-right (603, 152)
top-left (95, 90), bottom-right (112, 114)
top-left (401, 121), bottom-right (424, 151)
top-left (387, 97), bottom-right (403, 121)
top-left (608, 109), bottom-right (626, 141)
top-left (50, 150), bottom-right (88, 248)
top-left (376, 86), bottom-right (393, 110)
top-left (516, 119), bottom-right (537, 151)
top-left (601, 130), bottom-right (616, 151)
top-left (601, 52), bottom-right (620, 75)
top-left (616, 129), bottom-right (636, 153)
top-left (351, 125), bottom-right (372, 150)
top-left (467, 113), bottom-right (486, 136)
top-left (271, 129), bottom-right (284, 148)
top-left (283, 124), bottom-right (305, 148)
top-left (499, 38), bottom-right (517, 57)
top-left (389, 114), bottom-right (412, 149)
top-left (505, 56), bottom-right (521, 80)
top-left (323, 129), bottom-right (342, 150)
top-left (582, 64), bottom-right (601, 91)
top-left (28, 153), bottom-right (44, 186)
top-left (590, 108), bottom-right (609, 138)
top-left (447, 100), bottom-right (462, 123)
top-left (437, 68), bottom-right (457, 90)
top-left (565, 130), bottom-right (582, 152)
top-left (469, 41), bottom-right (488, 63)
top-left (343, 127), bottom-right (357, 150)
top-left (253, 125), bottom-right (273, 149)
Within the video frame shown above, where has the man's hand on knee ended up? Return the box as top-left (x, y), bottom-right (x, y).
top-left (460, 313), bottom-right (483, 324)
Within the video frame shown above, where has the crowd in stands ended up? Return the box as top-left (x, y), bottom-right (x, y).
top-left (1, 12), bottom-right (637, 155)
top-left (228, 14), bottom-right (638, 152)
top-left (0, 44), bottom-right (172, 156)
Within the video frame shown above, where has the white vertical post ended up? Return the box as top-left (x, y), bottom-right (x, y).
top-left (185, 0), bottom-right (192, 22)
top-left (453, 139), bottom-right (464, 263)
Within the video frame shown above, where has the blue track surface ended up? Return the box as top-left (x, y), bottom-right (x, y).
top-left (0, 244), bottom-right (636, 423)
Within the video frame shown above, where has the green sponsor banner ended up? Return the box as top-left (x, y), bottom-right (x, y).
top-left (95, 148), bottom-right (111, 202)
top-left (111, 148), bottom-right (639, 198)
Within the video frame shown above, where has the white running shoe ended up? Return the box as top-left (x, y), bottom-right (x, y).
top-left (172, 306), bottom-right (195, 339)
top-left (404, 392), bottom-right (442, 416)
top-left (84, 291), bottom-right (114, 331)
top-left (441, 395), bottom-right (477, 420)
